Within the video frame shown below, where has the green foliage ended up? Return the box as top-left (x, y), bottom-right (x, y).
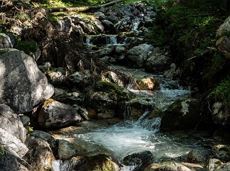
top-left (15, 12), bottom-right (30, 22)
top-left (15, 40), bottom-right (38, 54)
top-left (210, 77), bottom-right (230, 103)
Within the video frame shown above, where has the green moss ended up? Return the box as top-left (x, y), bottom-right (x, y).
top-left (96, 81), bottom-right (133, 100)
top-left (210, 77), bottom-right (230, 103)
top-left (0, 145), bottom-right (5, 157)
top-left (15, 40), bottom-right (38, 54)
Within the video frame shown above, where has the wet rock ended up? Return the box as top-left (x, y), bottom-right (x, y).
top-left (0, 104), bottom-right (27, 142)
top-left (0, 33), bottom-right (13, 48)
top-left (102, 20), bottom-right (115, 33)
top-left (0, 151), bottom-right (29, 171)
top-left (37, 99), bottom-right (82, 129)
top-left (0, 128), bottom-right (28, 158)
top-left (26, 136), bottom-right (55, 171)
top-left (58, 139), bottom-right (78, 160)
top-left (136, 77), bottom-right (159, 90)
top-left (160, 98), bottom-right (201, 131)
top-left (59, 154), bottom-right (119, 171)
top-left (187, 149), bottom-right (210, 163)
top-left (115, 45), bottom-right (126, 54)
top-left (144, 162), bottom-right (192, 171)
top-left (123, 151), bottom-right (154, 171)
top-left (127, 44), bottom-right (153, 67)
top-left (145, 50), bottom-right (170, 72)
top-left (0, 49), bottom-right (54, 113)
top-left (212, 144), bottom-right (230, 162)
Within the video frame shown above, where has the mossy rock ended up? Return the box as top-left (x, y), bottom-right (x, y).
top-left (95, 81), bottom-right (134, 101)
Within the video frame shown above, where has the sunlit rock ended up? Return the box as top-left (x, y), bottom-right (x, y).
top-left (37, 99), bottom-right (83, 129)
top-left (0, 33), bottom-right (13, 48)
top-left (56, 154), bottom-right (119, 171)
top-left (144, 162), bottom-right (192, 171)
top-left (0, 49), bottom-right (54, 113)
top-left (0, 104), bottom-right (27, 142)
top-left (26, 136), bottom-right (55, 171)
top-left (136, 77), bottom-right (159, 91)
top-left (0, 128), bottom-right (28, 158)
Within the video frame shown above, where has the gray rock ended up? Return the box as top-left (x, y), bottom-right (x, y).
top-left (0, 33), bottom-right (13, 48)
top-left (123, 151), bottom-right (154, 171)
top-left (0, 128), bottom-right (28, 158)
top-left (217, 16), bottom-right (230, 37)
top-left (0, 49), bottom-right (54, 113)
top-left (58, 154), bottom-right (119, 171)
top-left (0, 151), bottom-right (29, 171)
top-left (26, 136), bottom-right (55, 171)
top-left (127, 44), bottom-right (153, 67)
top-left (144, 162), bottom-right (192, 171)
top-left (58, 139), bottom-right (78, 160)
top-left (37, 99), bottom-right (82, 129)
top-left (145, 51), bottom-right (169, 72)
top-left (0, 104), bottom-right (27, 142)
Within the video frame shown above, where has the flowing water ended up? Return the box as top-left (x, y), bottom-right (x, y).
top-left (73, 65), bottom-right (209, 170)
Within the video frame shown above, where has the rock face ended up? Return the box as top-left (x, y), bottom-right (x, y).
top-left (160, 99), bottom-right (201, 131)
top-left (0, 49), bottom-right (54, 113)
top-left (127, 44), bottom-right (153, 67)
top-left (0, 104), bottom-right (27, 142)
top-left (37, 99), bottom-right (82, 128)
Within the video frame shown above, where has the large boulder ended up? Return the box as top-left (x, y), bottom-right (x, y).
top-left (37, 99), bottom-right (83, 129)
top-left (0, 104), bottom-right (27, 142)
top-left (160, 98), bottom-right (202, 131)
top-left (0, 49), bottom-right (54, 113)
top-left (127, 44), bottom-right (153, 67)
